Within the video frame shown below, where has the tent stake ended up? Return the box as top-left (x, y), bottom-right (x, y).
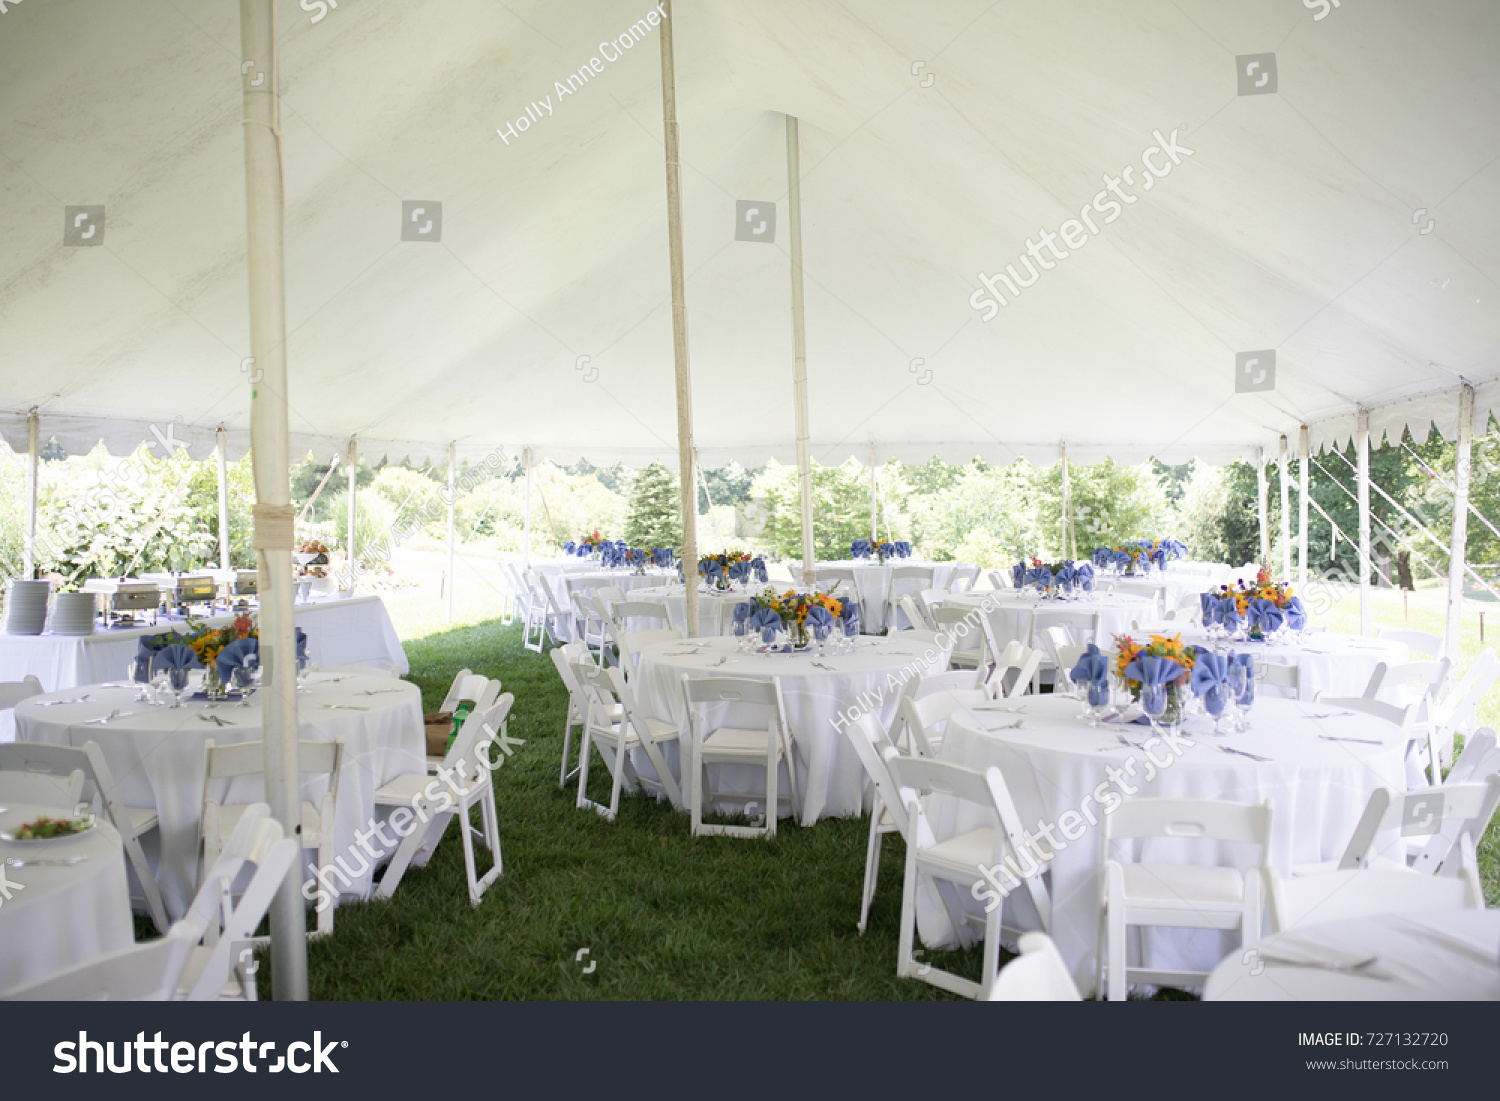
top-left (786, 114), bottom-right (815, 584)
top-left (658, 0), bottom-right (699, 635)
top-left (1445, 383), bottom-right (1474, 660)
top-left (1356, 408), bottom-right (1371, 635)
top-left (238, 0), bottom-right (307, 1001)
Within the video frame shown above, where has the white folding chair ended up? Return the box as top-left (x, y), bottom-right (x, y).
top-left (0, 740), bottom-right (169, 934)
top-left (887, 565), bottom-right (936, 630)
top-left (1171, 591), bottom-right (1203, 625)
top-left (1030, 609), bottom-right (1100, 691)
top-left (374, 695), bottom-right (512, 906)
top-left (986, 640), bottom-right (1042, 700)
top-left (1268, 837), bottom-right (1484, 933)
top-left (930, 604), bottom-right (988, 671)
top-left (438, 668), bottom-right (476, 711)
top-left (0, 675), bottom-right (43, 709)
top-left (1, 803), bottom-right (297, 1002)
top-left (200, 736), bottom-right (343, 938)
top-left (1376, 626), bottom-right (1442, 659)
top-left (1447, 726), bottom-right (1499, 784)
top-left (1335, 774), bottom-right (1500, 877)
top-left (680, 674), bottom-right (800, 839)
top-left (1431, 653), bottom-right (1500, 766)
top-left (896, 594), bottom-right (933, 632)
top-left (429, 675), bottom-right (500, 773)
top-left (895, 670), bottom-right (988, 758)
top-left (1363, 658), bottom-right (1450, 706)
top-left (516, 567), bottom-right (550, 652)
top-left (945, 564), bottom-right (980, 593)
top-left (1110, 577), bottom-right (1167, 618)
top-left (0, 764), bottom-right (83, 808)
top-left (984, 569), bottom-right (1010, 592)
top-left (1098, 797), bottom-right (1272, 1000)
top-left (574, 662), bottom-right (683, 819)
top-left (887, 751), bottom-right (1051, 1000)
top-left (843, 720), bottom-right (908, 933)
top-left (1047, 639), bottom-right (1089, 696)
top-left (1316, 695), bottom-right (1432, 784)
top-left (612, 601), bottom-right (683, 673)
top-left (988, 932), bottom-right (1082, 1001)
top-left (1256, 661), bottom-right (1301, 696)
top-left (549, 640), bottom-right (598, 788)
top-left (766, 561), bottom-right (797, 586)
top-left (566, 576), bottom-right (613, 661)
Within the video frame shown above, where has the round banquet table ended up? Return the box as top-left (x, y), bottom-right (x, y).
top-left (922, 694), bottom-right (1409, 996)
top-left (0, 803), bottom-right (134, 992)
top-left (623, 584), bottom-right (760, 635)
top-left (632, 633), bottom-right (947, 823)
top-left (14, 673), bottom-right (424, 919)
top-left (938, 589), bottom-right (1155, 653)
top-left (1204, 910), bottom-right (1500, 1001)
top-left (538, 568), bottom-right (676, 640)
top-left (1132, 625), bottom-right (1408, 702)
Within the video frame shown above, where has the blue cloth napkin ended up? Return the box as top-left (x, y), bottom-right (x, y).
top-left (839, 598), bottom-right (862, 636)
top-left (1053, 563), bottom-right (1076, 590)
top-left (1189, 651), bottom-right (1232, 716)
top-left (747, 607), bottom-right (781, 643)
top-left (563, 541), bottom-right (576, 554)
top-left (1229, 652), bottom-right (1256, 705)
top-left (1111, 550), bottom-right (1131, 570)
top-left (1249, 598), bottom-right (1284, 633)
top-left (1012, 562), bottom-right (1026, 589)
top-left (1199, 592), bottom-right (1217, 623)
top-left (653, 548), bottom-right (673, 568)
top-left (729, 561), bottom-right (751, 583)
top-left (751, 557), bottom-right (768, 583)
top-left (1125, 654), bottom-right (1182, 687)
top-left (1150, 548), bottom-right (1166, 567)
top-left (216, 637), bottom-right (260, 683)
top-left (701, 560), bottom-right (723, 581)
top-left (1071, 645), bottom-right (1109, 688)
top-left (1075, 562), bottom-right (1095, 591)
top-left (1091, 547), bottom-right (1110, 568)
top-left (851, 540), bottom-right (871, 559)
top-left (895, 541), bottom-right (911, 557)
top-left (1216, 596), bottom-right (1241, 629)
top-left (295, 627), bottom-right (308, 662)
top-left (1283, 596), bottom-right (1307, 631)
top-left (730, 601), bottom-right (752, 634)
top-left (1026, 567), bottom-right (1053, 589)
top-left (151, 644), bottom-right (202, 673)
top-left (805, 605), bottom-right (835, 640)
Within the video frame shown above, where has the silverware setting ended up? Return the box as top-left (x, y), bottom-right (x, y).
top-left (1255, 952), bottom-right (1386, 978)
top-left (1305, 711), bottom-right (1355, 719)
top-left (35, 695), bottom-right (92, 707)
top-left (321, 704), bottom-right (369, 711)
top-left (359, 689), bottom-right (403, 696)
top-left (84, 709), bottom-right (126, 725)
top-left (1317, 733), bottom-right (1383, 745)
top-left (5, 855), bottom-right (89, 868)
top-left (196, 712), bottom-right (234, 727)
top-left (1219, 745), bottom-right (1272, 762)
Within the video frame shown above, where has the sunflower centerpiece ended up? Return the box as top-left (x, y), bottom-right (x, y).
top-left (1113, 632), bottom-right (1196, 728)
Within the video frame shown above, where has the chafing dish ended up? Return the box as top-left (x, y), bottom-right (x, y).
top-left (140, 572), bottom-right (217, 610)
top-left (82, 578), bottom-right (160, 625)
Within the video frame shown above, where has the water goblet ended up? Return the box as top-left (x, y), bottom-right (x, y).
top-left (1141, 683), bottom-right (1167, 736)
top-left (167, 666), bottom-right (191, 708)
top-left (231, 663), bottom-right (255, 706)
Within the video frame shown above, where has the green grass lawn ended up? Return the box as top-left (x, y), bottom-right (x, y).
top-left (242, 583), bottom-right (1500, 1000)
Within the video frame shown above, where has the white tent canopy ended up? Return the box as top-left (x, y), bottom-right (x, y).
top-left (0, 0), bottom-right (1497, 468)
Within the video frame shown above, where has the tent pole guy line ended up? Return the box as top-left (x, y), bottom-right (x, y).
top-left (658, 0), bottom-right (699, 636)
top-left (239, 0), bottom-right (308, 1001)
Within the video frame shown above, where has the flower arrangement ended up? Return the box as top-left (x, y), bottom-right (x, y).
top-left (579, 531), bottom-right (605, 552)
top-left (1113, 632), bottom-right (1196, 689)
top-left (752, 588), bottom-right (845, 626)
top-left (143, 614), bottom-right (257, 669)
top-left (1092, 538), bottom-right (1188, 571)
top-left (699, 549), bottom-right (752, 573)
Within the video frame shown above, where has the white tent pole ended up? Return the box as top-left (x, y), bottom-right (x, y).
top-left (869, 441), bottom-right (877, 544)
top-left (1357, 407), bottom-right (1371, 636)
top-left (523, 446), bottom-right (533, 565)
top-left (238, 0), bottom-right (307, 1001)
top-left (216, 426), bottom-right (231, 573)
top-left (1298, 425), bottom-right (1310, 587)
top-left (346, 436), bottom-right (358, 597)
top-left (23, 408), bottom-right (38, 579)
top-left (1255, 446), bottom-right (1269, 564)
top-left (658, 0), bottom-right (699, 636)
top-left (1445, 383), bottom-right (1475, 660)
top-left (1278, 434), bottom-right (1291, 579)
top-left (787, 114), bottom-right (815, 584)
top-left (1060, 441), bottom-right (1072, 560)
top-left (446, 441), bottom-right (457, 624)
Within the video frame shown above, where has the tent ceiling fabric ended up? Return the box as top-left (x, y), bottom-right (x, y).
top-left (0, 0), bottom-right (1496, 468)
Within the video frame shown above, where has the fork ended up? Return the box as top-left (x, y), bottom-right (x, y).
top-left (1317, 733), bottom-right (1383, 746)
top-left (84, 709), bottom-right (124, 725)
top-left (321, 704), bottom-right (369, 711)
top-left (1219, 745), bottom-right (1272, 762)
top-left (197, 712), bottom-right (233, 727)
top-left (6, 856), bottom-right (89, 868)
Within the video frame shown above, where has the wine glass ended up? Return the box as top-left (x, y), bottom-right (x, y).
top-left (1141, 682), bottom-right (1167, 735)
top-left (126, 659), bottom-right (149, 702)
top-left (296, 653), bottom-right (311, 691)
top-left (167, 666), bottom-right (191, 708)
top-left (150, 668), bottom-right (171, 707)
top-left (1229, 663), bottom-right (1253, 733)
top-left (231, 663), bottom-right (256, 706)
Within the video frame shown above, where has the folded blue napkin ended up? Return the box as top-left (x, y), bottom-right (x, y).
top-left (1012, 562), bottom-right (1026, 589)
top-left (894, 541), bottom-right (911, 557)
top-left (1111, 550), bottom-right (1131, 570)
top-left (1189, 651), bottom-right (1232, 716)
top-left (805, 605), bottom-right (835, 640)
top-left (1199, 592), bottom-right (1217, 623)
top-left (1026, 567), bottom-right (1053, 589)
top-left (1229, 652), bottom-right (1256, 705)
top-left (751, 556), bottom-right (768, 583)
top-left (1076, 562), bottom-right (1095, 591)
top-left (730, 601), bottom-right (752, 634)
top-left (1283, 596), bottom-right (1307, 631)
top-left (1150, 548), bottom-right (1166, 567)
top-left (653, 548), bottom-right (674, 568)
top-left (1071, 643), bottom-right (1110, 707)
top-left (1125, 654), bottom-right (1182, 688)
top-left (151, 643), bottom-right (203, 673)
top-left (701, 560), bottom-right (723, 580)
top-left (1249, 598), bottom-right (1284, 633)
top-left (564, 541), bottom-right (577, 554)
top-left (1053, 563), bottom-right (1076, 590)
top-left (839, 598), bottom-right (862, 636)
top-left (1216, 596), bottom-right (1241, 629)
top-left (851, 540), bottom-right (871, 559)
top-left (1091, 547), bottom-right (1110, 568)
top-left (728, 561), bottom-right (750, 583)
top-left (295, 627), bottom-right (308, 662)
top-left (747, 607), bottom-right (781, 643)
top-left (1167, 539), bottom-right (1189, 559)
top-left (216, 637), bottom-right (260, 683)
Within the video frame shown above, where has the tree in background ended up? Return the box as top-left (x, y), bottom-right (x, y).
top-left (752, 459), bottom-right (872, 560)
top-left (624, 462), bottom-right (681, 550)
top-left (1036, 458), bottom-right (1175, 557)
top-left (1176, 461), bottom-right (1231, 565)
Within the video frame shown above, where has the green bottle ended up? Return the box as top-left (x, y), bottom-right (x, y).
top-left (446, 701), bottom-right (474, 751)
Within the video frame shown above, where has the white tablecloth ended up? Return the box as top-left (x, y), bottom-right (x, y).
top-left (623, 584), bottom-right (756, 635)
top-left (1133, 627), bottom-right (1408, 702)
top-left (819, 560), bottom-right (969, 632)
top-left (632, 633), bottom-right (947, 822)
top-left (938, 590), bottom-right (1154, 653)
top-left (0, 803), bottom-right (134, 992)
top-left (925, 695), bottom-right (1408, 995)
top-left (1205, 910), bottom-right (1500, 1000)
top-left (15, 673), bottom-right (424, 919)
top-left (0, 593), bottom-right (409, 699)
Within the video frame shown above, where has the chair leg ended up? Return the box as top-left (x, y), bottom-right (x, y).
top-left (575, 725), bottom-right (595, 810)
top-left (559, 712), bottom-right (576, 789)
top-left (689, 736), bottom-right (704, 837)
top-left (895, 851), bottom-right (920, 979)
top-left (1107, 903), bottom-right (1127, 1001)
top-left (859, 806), bottom-right (883, 934)
top-left (123, 830), bottom-right (170, 935)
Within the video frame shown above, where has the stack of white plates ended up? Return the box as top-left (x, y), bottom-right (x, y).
top-left (49, 591), bottom-right (97, 636)
top-left (3, 580), bottom-right (50, 635)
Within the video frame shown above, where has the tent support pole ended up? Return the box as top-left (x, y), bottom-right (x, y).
top-left (1060, 442), bottom-right (1072, 560)
top-left (1255, 446), bottom-right (1269, 564)
top-left (238, 0), bottom-right (307, 1001)
top-left (446, 442), bottom-right (457, 624)
top-left (1278, 434), bottom-right (1291, 579)
top-left (1298, 425), bottom-right (1310, 587)
top-left (1445, 383), bottom-right (1474, 660)
top-left (346, 436), bottom-right (358, 597)
top-left (869, 441), bottom-right (877, 544)
top-left (787, 114), bottom-right (815, 584)
top-left (1357, 408), bottom-right (1371, 636)
top-left (23, 409), bottom-right (38, 579)
top-left (216, 426), bottom-right (231, 573)
top-left (523, 446), bottom-right (533, 565)
top-left (658, 0), bottom-right (699, 635)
